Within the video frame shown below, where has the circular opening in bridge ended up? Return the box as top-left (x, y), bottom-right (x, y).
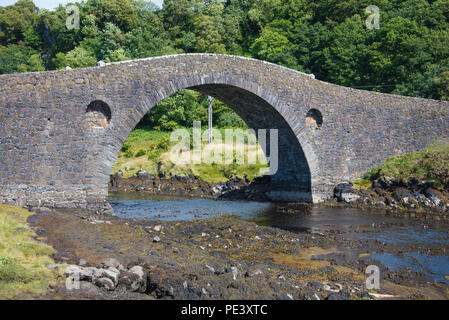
top-left (305, 109), bottom-right (323, 129)
top-left (86, 100), bottom-right (112, 128)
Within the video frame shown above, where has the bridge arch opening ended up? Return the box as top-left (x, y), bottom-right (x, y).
top-left (86, 100), bottom-right (112, 128)
top-left (305, 109), bottom-right (323, 130)
top-left (102, 83), bottom-right (313, 203)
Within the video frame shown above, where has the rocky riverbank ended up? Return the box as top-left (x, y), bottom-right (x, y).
top-left (27, 208), bottom-right (449, 300)
top-left (110, 171), bottom-right (449, 215)
top-left (331, 177), bottom-right (449, 214)
top-left (109, 171), bottom-right (271, 202)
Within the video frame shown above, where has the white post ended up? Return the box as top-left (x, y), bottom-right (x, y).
top-left (208, 96), bottom-right (214, 144)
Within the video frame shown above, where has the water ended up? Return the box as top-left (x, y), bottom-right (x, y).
top-left (108, 192), bottom-right (275, 221)
top-left (108, 192), bottom-right (449, 284)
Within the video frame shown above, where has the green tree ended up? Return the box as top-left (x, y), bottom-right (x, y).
top-left (435, 71), bottom-right (449, 100)
top-left (193, 14), bottom-right (226, 53)
top-left (53, 47), bottom-right (97, 69)
top-left (251, 27), bottom-right (297, 68)
top-left (0, 0), bottom-right (38, 45)
top-left (0, 44), bottom-right (42, 74)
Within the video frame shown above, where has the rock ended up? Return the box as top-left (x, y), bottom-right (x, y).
top-left (67, 265), bottom-right (116, 283)
top-left (424, 188), bottom-right (442, 206)
top-left (64, 66), bottom-right (72, 70)
top-left (94, 277), bottom-right (115, 291)
top-left (231, 266), bottom-right (239, 280)
top-left (303, 290), bottom-right (320, 300)
top-left (280, 293), bottom-right (294, 300)
top-left (136, 169), bottom-right (149, 178)
top-left (129, 266), bottom-right (145, 277)
top-left (327, 292), bottom-right (346, 300)
top-left (334, 182), bottom-right (355, 201)
top-left (153, 236), bottom-right (161, 243)
top-left (154, 225), bottom-right (162, 232)
top-left (65, 265), bottom-right (83, 277)
top-left (246, 268), bottom-right (264, 278)
top-left (79, 259), bottom-right (87, 266)
top-left (204, 265), bottom-right (215, 273)
top-left (97, 60), bottom-right (106, 67)
top-left (101, 258), bottom-right (121, 269)
top-left (82, 267), bottom-right (103, 281)
top-left (78, 281), bottom-right (104, 299)
top-left (119, 266), bottom-right (146, 293)
top-left (102, 268), bottom-right (120, 285)
top-left (341, 192), bottom-right (360, 203)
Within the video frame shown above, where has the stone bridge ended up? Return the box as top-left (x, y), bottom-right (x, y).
top-left (1, 54), bottom-right (449, 212)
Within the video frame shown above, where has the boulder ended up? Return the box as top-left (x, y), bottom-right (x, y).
top-left (102, 268), bottom-right (120, 285)
top-left (341, 192), bottom-right (360, 203)
top-left (424, 188), bottom-right (443, 207)
top-left (82, 267), bottom-right (104, 281)
top-left (94, 277), bottom-right (115, 291)
top-left (65, 265), bottom-right (82, 276)
top-left (333, 182), bottom-right (354, 201)
top-left (136, 169), bottom-right (150, 178)
top-left (118, 266), bottom-right (147, 293)
top-left (101, 258), bottom-right (121, 270)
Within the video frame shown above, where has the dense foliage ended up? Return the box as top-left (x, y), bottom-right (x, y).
top-left (1, 0), bottom-right (448, 129)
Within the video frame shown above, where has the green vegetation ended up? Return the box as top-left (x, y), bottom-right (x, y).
top-left (363, 141), bottom-right (449, 189)
top-left (0, 205), bottom-right (60, 299)
top-left (113, 127), bottom-right (268, 183)
top-left (139, 90), bottom-right (245, 131)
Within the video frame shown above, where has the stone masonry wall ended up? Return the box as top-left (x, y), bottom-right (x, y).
top-left (0, 54), bottom-right (449, 211)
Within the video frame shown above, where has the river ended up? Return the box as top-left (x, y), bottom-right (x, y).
top-left (108, 192), bottom-right (449, 285)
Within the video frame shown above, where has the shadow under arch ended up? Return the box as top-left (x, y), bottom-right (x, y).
top-left (102, 83), bottom-right (313, 203)
top-left (188, 84), bottom-right (312, 202)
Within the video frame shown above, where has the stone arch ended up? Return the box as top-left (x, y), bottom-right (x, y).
top-left (97, 81), bottom-right (317, 203)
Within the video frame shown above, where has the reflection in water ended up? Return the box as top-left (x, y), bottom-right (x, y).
top-left (108, 192), bottom-right (449, 284)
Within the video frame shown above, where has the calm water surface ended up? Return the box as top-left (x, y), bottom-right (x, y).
top-left (108, 192), bottom-right (449, 284)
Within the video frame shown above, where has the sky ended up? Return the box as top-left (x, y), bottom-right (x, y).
top-left (1, 0), bottom-right (164, 9)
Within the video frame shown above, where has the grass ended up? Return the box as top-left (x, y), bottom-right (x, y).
top-left (112, 127), bottom-right (269, 183)
top-left (350, 178), bottom-right (372, 190)
top-left (0, 205), bottom-right (60, 299)
top-left (355, 141), bottom-right (449, 190)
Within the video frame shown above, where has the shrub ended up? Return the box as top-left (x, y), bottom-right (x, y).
top-left (147, 150), bottom-right (160, 161)
top-left (124, 148), bottom-right (134, 158)
top-left (156, 137), bottom-right (170, 151)
top-left (121, 143), bottom-right (132, 153)
top-left (135, 148), bottom-right (147, 157)
top-left (216, 111), bottom-right (247, 128)
top-left (160, 120), bottom-right (178, 131)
